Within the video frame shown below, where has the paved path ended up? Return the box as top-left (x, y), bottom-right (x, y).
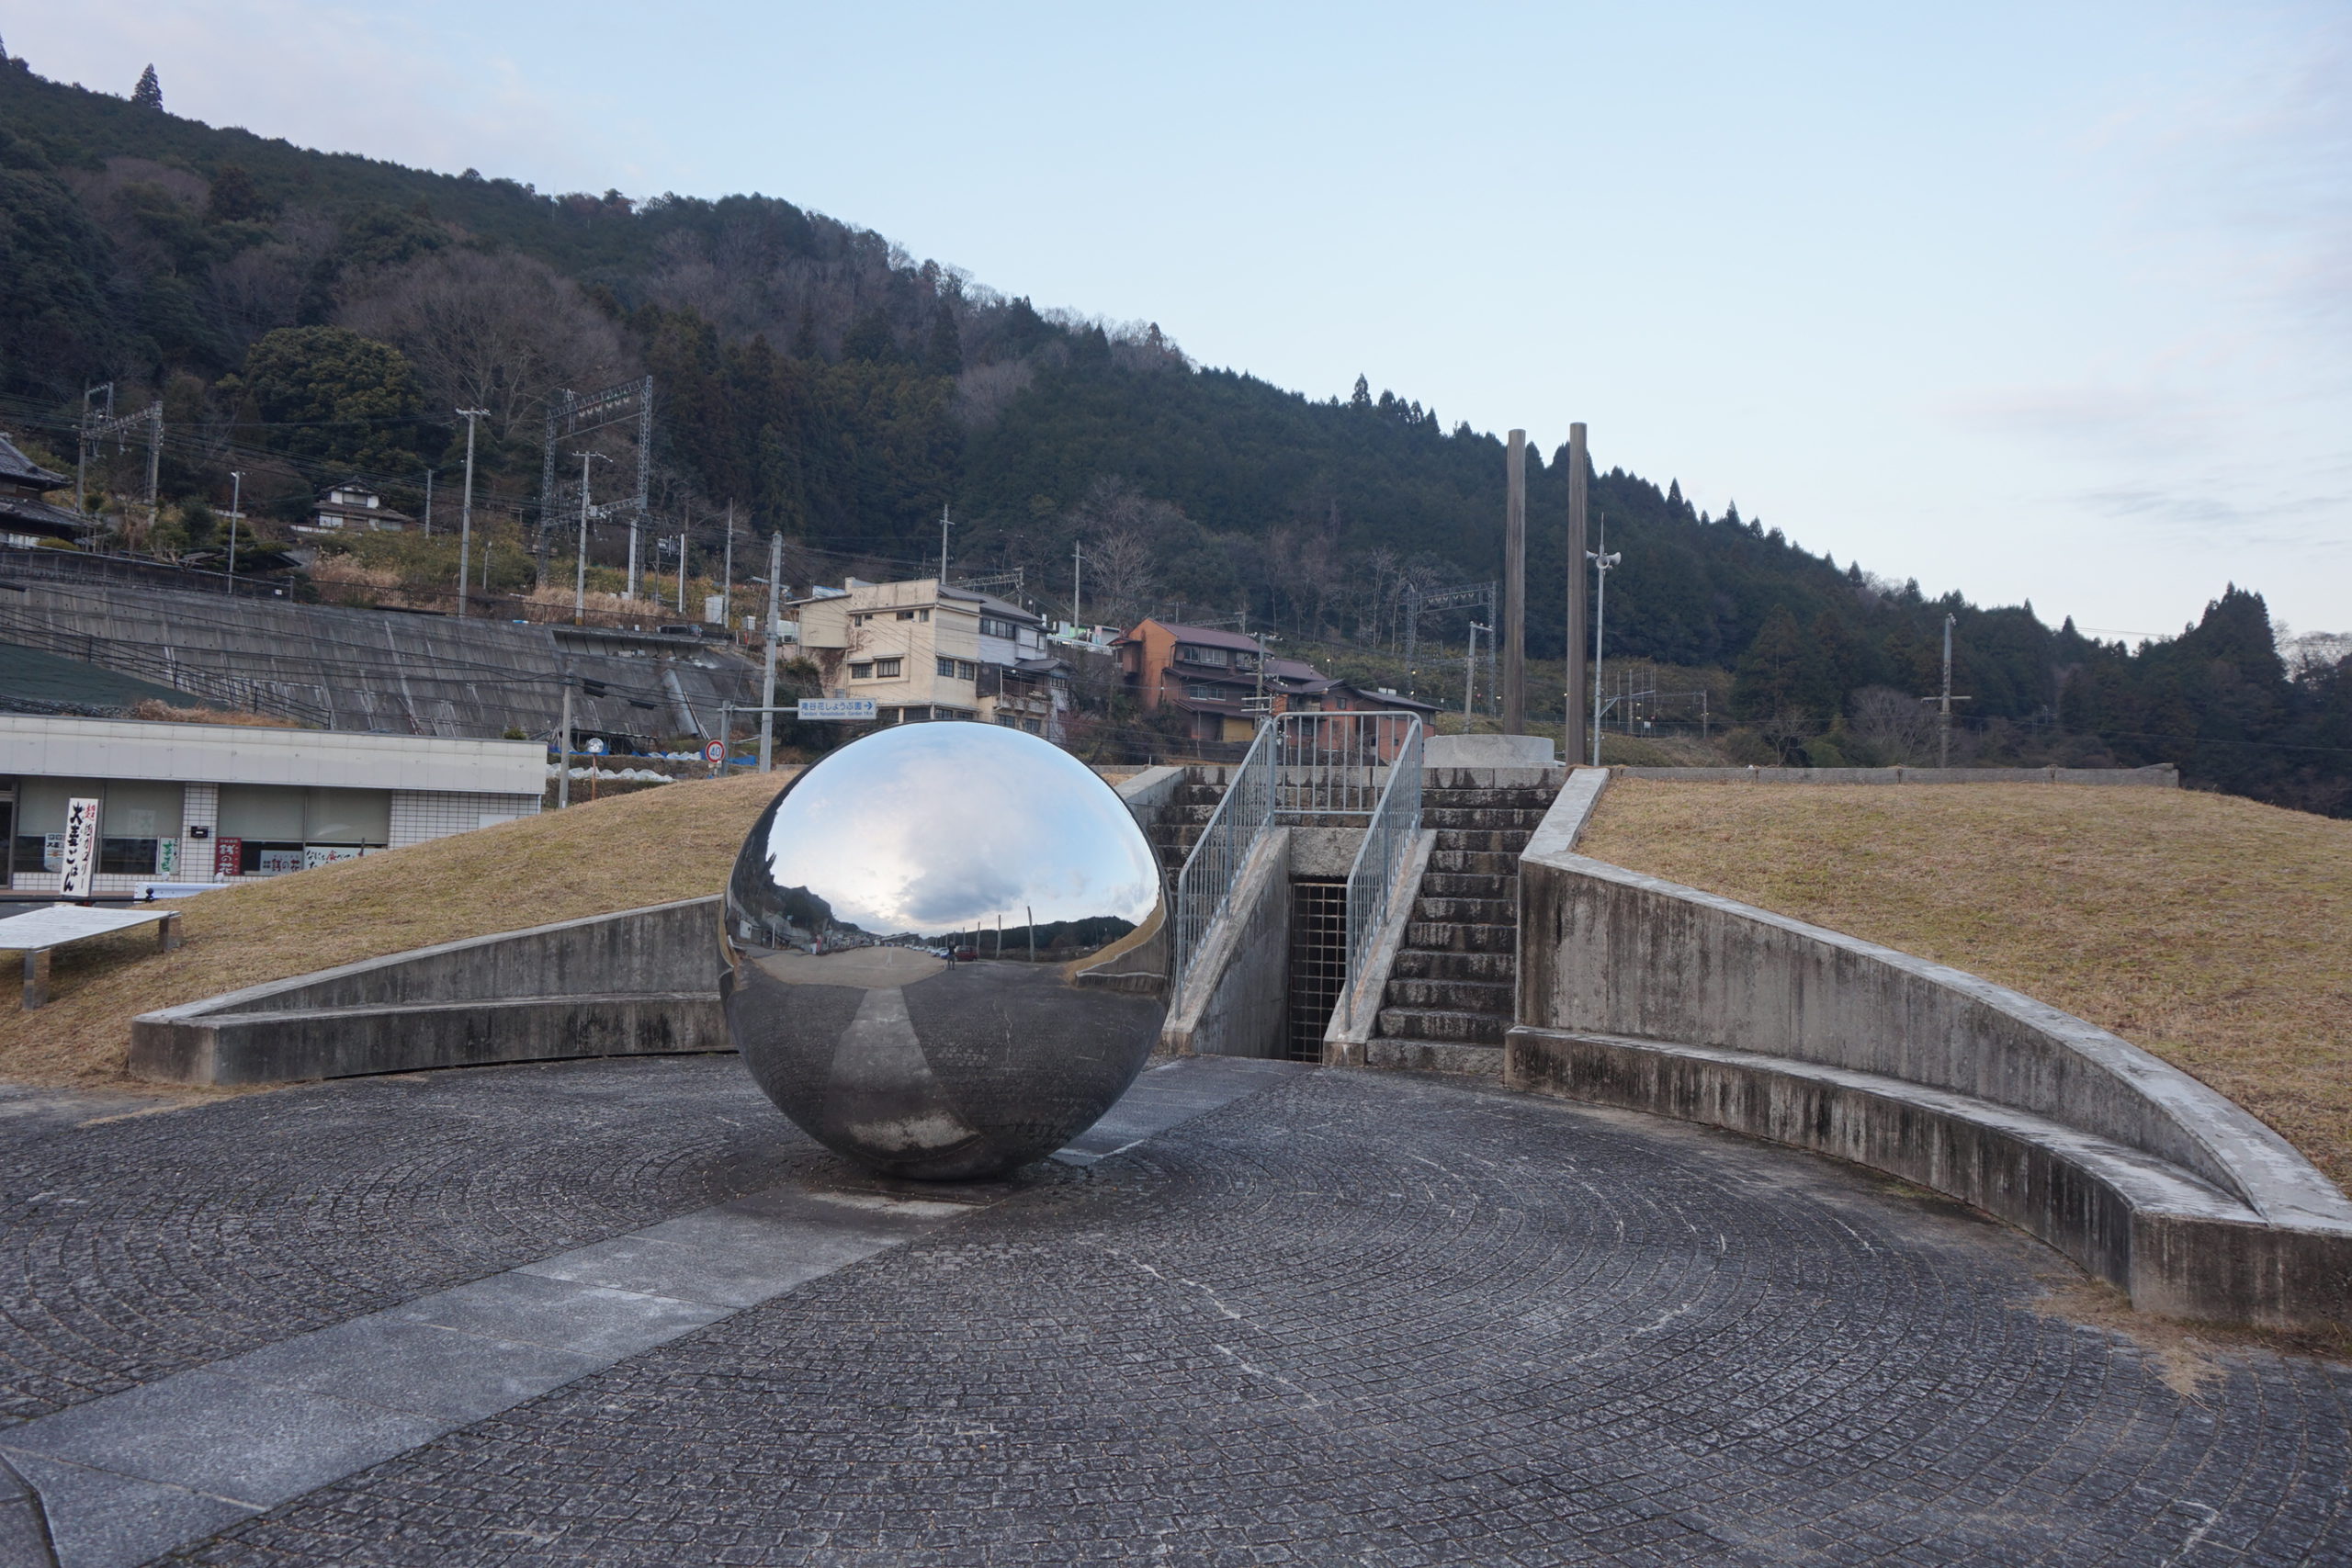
top-left (0, 1057), bottom-right (2345, 1566)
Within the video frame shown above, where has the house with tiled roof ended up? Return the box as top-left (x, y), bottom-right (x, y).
top-left (0, 435), bottom-right (94, 547)
top-left (1116, 618), bottom-right (1437, 745)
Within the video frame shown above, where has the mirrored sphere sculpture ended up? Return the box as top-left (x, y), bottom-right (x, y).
top-left (720, 723), bottom-right (1169, 1179)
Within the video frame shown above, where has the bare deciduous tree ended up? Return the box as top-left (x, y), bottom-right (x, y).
top-left (1849, 685), bottom-right (1938, 763)
top-left (336, 250), bottom-right (628, 442)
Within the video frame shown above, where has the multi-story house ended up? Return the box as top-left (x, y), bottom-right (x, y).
top-left (793, 578), bottom-right (1069, 738)
top-left (1117, 618), bottom-right (1437, 746)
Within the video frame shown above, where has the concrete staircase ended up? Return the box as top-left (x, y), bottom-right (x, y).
top-left (1366, 773), bottom-right (1556, 1076)
top-left (1144, 768), bottom-right (1229, 901)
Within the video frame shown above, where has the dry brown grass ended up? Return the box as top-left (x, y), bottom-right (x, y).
top-left (0, 769), bottom-right (797, 1089)
top-left (126, 700), bottom-right (304, 729)
top-left (1579, 781), bottom-right (2352, 1192)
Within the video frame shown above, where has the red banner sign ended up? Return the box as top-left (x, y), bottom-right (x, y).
top-left (213, 836), bottom-right (243, 880)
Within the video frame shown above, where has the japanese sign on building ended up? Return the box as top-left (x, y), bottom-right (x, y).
top-left (57, 797), bottom-right (101, 898)
top-left (213, 836), bottom-right (243, 880)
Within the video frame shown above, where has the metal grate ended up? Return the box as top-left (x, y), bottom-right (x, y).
top-left (1287, 879), bottom-right (1348, 1062)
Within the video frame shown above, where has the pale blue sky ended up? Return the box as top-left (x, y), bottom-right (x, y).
top-left (13, 1), bottom-right (2347, 639)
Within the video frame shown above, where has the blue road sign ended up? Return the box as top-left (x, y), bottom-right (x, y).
top-left (797, 698), bottom-right (878, 721)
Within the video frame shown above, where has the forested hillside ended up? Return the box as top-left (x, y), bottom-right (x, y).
top-left (2, 51), bottom-right (2345, 812)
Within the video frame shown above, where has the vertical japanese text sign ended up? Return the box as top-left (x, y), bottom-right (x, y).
top-left (59, 796), bottom-right (102, 898)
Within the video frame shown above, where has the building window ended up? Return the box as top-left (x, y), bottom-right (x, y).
top-left (1184, 682), bottom-right (1232, 701)
top-left (1177, 644), bottom-right (1229, 668)
top-left (874, 658), bottom-right (902, 679)
top-left (897, 610), bottom-right (916, 620)
top-left (980, 615), bottom-right (1018, 638)
top-left (937, 657), bottom-right (980, 681)
top-left (849, 661), bottom-right (874, 679)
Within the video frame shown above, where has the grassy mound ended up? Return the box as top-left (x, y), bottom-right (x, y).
top-left (0, 770), bottom-right (798, 1089)
top-left (1578, 781), bottom-right (2352, 1193)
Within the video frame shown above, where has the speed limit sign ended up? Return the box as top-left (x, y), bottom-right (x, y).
top-left (702, 739), bottom-right (726, 764)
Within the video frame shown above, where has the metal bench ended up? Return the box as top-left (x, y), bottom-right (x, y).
top-left (0, 906), bottom-right (183, 1009)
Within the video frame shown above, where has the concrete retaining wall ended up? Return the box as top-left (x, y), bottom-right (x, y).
top-left (1611, 764), bottom-right (2179, 786)
top-left (130, 897), bottom-right (726, 1085)
top-left (1510, 768), bottom-right (2352, 1330)
top-left (1160, 829), bottom-right (1290, 1060)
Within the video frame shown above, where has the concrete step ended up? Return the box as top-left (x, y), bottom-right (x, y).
top-left (1422, 807), bottom-right (1550, 831)
top-left (1383, 976), bottom-right (1514, 1013)
top-left (1420, 787), bottom-right (1560, 809)
top-left (1376, 1006), bottom-right (1506, 1044)
top-left (1411, 896), bottom-right (1514, 925)
top-left (1362, 1038), bottom-right (1506, 1077)
top-left (1420, 872), bottom-right (1515, 899)
top-left (1405, 921), bottom-right (1516, 953)
top-left (1428, 850), bottom-right (1519, 877)
top-left (1390, 949), bottom-right (1516, 984)
top-left (1432, 829), bottom-right (1533, 854)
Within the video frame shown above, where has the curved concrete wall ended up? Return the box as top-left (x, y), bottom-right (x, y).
top-left (130, 897), bottom-right (725, 1085)
top-left (1510, 771), bottom-right (2352, 1329)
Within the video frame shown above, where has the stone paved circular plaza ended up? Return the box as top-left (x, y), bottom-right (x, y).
top-left (3, 1056), bottom-right (2347, 1566)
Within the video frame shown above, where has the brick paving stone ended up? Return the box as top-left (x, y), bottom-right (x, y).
top-left (0, 1065), bottom-right (2296, 1567)
top-left (0, 1057), bottom-right (825, 1427)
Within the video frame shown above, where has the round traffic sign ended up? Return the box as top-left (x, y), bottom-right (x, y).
top-left (584, 738), bottom-right (608, 755)
top-left (702, 739), bottom-right (727, 763)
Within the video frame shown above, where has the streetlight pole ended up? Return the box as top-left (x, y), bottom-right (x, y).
top-left (938, 502), bottom-right (954, 582)
top-left (569, 446), bottom-right (606, 625)
top-left (456, 409), bottom-right (486, 617)
top-left (758, 530), bottom-right (784, 773)
top-left (225, 470), bottom-right (243, 595)
top-left (1587, 514), bottom-right (1622, 768)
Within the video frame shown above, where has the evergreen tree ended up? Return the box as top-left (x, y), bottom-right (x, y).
top-left (1350, 374), bottom-right (1371, 411)
top-left (132, 64), bottom-right (161, 109)
top-left (923, 308), bottom-right (963, 376)
top-left (842, 308), bottom-right (898, 364)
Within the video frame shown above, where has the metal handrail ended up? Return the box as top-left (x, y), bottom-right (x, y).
top-left (1339, 716), bottom-right (1423, 1032)
top-left (1169, 720), bottom-right (1277, 1002)
top-left (1168, 710), bottom-right (1428, 1008)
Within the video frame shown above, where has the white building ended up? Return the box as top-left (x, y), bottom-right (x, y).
top-left (0, 715), bottom-right (543, 895)
top-left (793, 578), bottom-right (1070, 738)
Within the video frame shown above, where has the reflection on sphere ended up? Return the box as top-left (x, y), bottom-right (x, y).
top-left (719, 723), bottom-right (1168, 1179)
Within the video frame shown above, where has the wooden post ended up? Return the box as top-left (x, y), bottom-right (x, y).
top-left (1502, 430), bottom-right (1527, 734)
top-left (1564, 422), bottom-right (1589, 760)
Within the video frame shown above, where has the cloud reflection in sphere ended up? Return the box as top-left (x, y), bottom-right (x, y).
top-left (719, 723), bottom-right (1168, 1179)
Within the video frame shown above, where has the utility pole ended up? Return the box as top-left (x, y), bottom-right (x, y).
top-left (225, 471), bottom-right (243, 594)
top-left (1071, 541), bottom-right (1084, 628)
top-left (938, 503), bottom-right (954, 582)
top-left (1587, 514), bottom-right (1622, 767)
top-left (758, 530), bottom-right (784, 773)
top-left (422, 467), bottom-right (434, 536)
top-left (677, 533), bottom-right (687, 614)
top-left (456, 409), bottom-right (485, 617)
top-left (571, 450), bottom-right (606, 626)
top-left (1564, 422), bottom-right (1589, 763)
top-left (1939, 613), bottom-right (1956, 768)
top-left (1502, 430), bottom-right (1527, 734)
top-left (721, 502), bottom-right (735, 618)
top-left (142, 401), bottom-right (161, 551)
top-left (76, 382), bottom-right (110, 515)
top-left (1465, 622), bottom-right (1487, 721)
top-left (557, 682), bottom-right (573, 809)
top-left (625, 498), bottom-right (641, 602)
